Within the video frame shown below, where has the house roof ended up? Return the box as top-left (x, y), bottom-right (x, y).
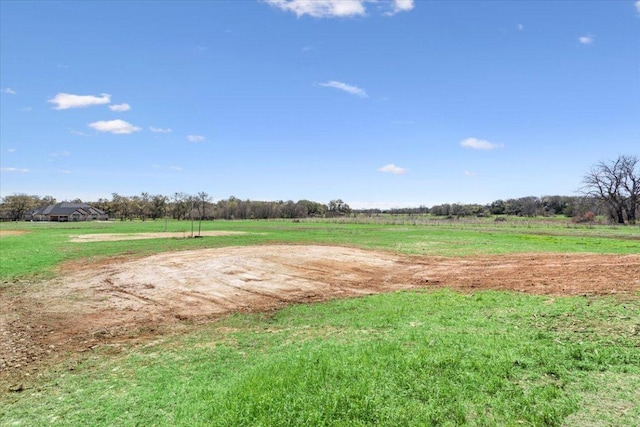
top-left (30, 203), bottom-right (106, 216)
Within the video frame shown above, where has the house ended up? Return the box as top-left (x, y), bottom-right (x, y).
top-left (26, 203), bottom-right (108, 222)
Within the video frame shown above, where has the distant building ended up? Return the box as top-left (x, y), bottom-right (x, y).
top-left (26, 203), bottom-right (108, 222)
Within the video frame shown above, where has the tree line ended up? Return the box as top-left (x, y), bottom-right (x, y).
top-left (0, 193), bottom-right (351, 222)
top-left (1, 154), bottom-right (638, 224)
top-left (0, 192), bottom-right (623, 224)
top-left (354, 195), bottom-right (604, 219)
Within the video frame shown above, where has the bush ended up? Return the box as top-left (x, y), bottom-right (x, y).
top-left (572, 211), bottom-right (596, 224)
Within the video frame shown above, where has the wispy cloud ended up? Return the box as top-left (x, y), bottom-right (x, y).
top-left (1, 167), bottom-right (29, 173)
top-left (517, 23), bottom-right (524, 31)
top-left (169, 166), bottom-right (183, 171)
top-left (464, 170), bottom-right (478, 177)
top-left (187, 135), bottom-right (205, 143)
top-left (89, 119), bottom-right (141, 134)
top-left (636, 1), bottom-right (640, 14)
top-left (2, 88), bottom-right (17, 95)
top-left (7, 148), bottom-right (16, 153)
top-left (264, 0), bottom-right (414, 18)
top-left (49, 93), bottom-right (111, 110)
top-left (318, 80), bottom-right (368, 98)
top-left (578, 35), bottom-right (594, 45)
top-left (51, 150), bottom-right (71, 158)
top-left (69, 128), bottom-right (91, 137)
top-left (109, 103), bottom-right (131, 112)
top-left (378, 163), bottom-right (408, 175)
top-left (59, 169), bottom-right (72, 174)
top-left (149, 126), bottom-right (173, 133)
top-left (20, 107), bottom-right (32, 112)
top-left (460, 137), bottom-right (504, 150)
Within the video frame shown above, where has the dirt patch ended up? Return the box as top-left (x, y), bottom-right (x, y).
top-left (1, 245), bottom-right (639, 381)
top-left (0, 230), bottom-right (28, 238)
top-left (69, 230), bottom-right (248, 242)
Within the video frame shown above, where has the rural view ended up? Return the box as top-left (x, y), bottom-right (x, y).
top-left (1, 1), bottom-right (639, 426)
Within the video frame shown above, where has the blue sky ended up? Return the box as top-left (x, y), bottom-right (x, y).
top-left (1, 0), bottom-right (639, 209)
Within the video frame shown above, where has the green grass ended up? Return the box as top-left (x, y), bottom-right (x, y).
top-left (1, 217), bottom-right (638, 426)
top-left (2, 290), bottom-right (638, 426)
top-left (1, 217), bottom-right (638, 282)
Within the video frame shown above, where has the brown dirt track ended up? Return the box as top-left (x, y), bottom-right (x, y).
top-left (1, 245), bottom-right (639, 382)
top-left (0, 230), bottom-right (28, 238)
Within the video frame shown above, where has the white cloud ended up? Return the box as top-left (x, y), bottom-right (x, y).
top-left (59, 169), bottom-right (72, 174)
top-left (460, 137), bottom-right (504, 150)
top-left (49, 93), bottom-right (111, 110)
top-left (378, 163), bottom-right (408, 175)
top-left (187, 135), bottom-right (205, 142)
top-left (265, 0), bottom-right (414, 18)
top-left (464, 170), bottom-right (478, 177)
top-left (264, 0), bottom-right (366, 18)
top-left (578, 35), bottom-right (594, 45)
top-left (169, 166), bottom-right (183, 171)
top-left (149, 126), bottom-right (173, 133)
top-left (2, 88), bottom-right (17, 95)
top-left (517, 24), bottom-right (524, 31)
top-left (1, 167), bottom-right (29, 173)
top-left (636, 1), bottom-right (640, 14)
top-left (318, 80), bottom-right (368, 98)
top-left (20, 107), bottom-right (32, 112)
top-left (7, 148), bottom-right (16, 153)
top-left (109, 103), bottom-right (131, 112)
top-left (88, 119), bottom-right (141, 134)
top-left (386, 0), bottom-right (414, 16)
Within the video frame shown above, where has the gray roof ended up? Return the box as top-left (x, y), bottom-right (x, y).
top-left (31, 203), bottom-right (106, 216)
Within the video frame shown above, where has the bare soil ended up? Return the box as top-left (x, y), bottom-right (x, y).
top-left (69, 230), bottom-right (247, 242)
top-left (0, 230), bottom-right (28, 238)
top-left (2, 245), bottom-right (639, 383)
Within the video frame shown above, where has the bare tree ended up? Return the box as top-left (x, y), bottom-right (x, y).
top-left (620, 156), bottom-right (639, 224)
top-left (582, 155), bottom-right (639, 224)
top-left (197, 191), bottom-right (211, 236)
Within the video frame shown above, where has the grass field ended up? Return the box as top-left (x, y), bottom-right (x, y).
top-left (1, 217), bottom-right (638, 282)
top-left (1, 217), bottom-right (639, 426)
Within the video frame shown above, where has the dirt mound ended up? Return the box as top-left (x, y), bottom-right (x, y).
top-left (2, 245), bottom-right (639, 380)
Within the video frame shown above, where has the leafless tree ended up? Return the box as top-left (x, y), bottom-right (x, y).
top-left (582, 155), bottom-right (639, 224)
top-left (197, 191), bottom-right (211, 236)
